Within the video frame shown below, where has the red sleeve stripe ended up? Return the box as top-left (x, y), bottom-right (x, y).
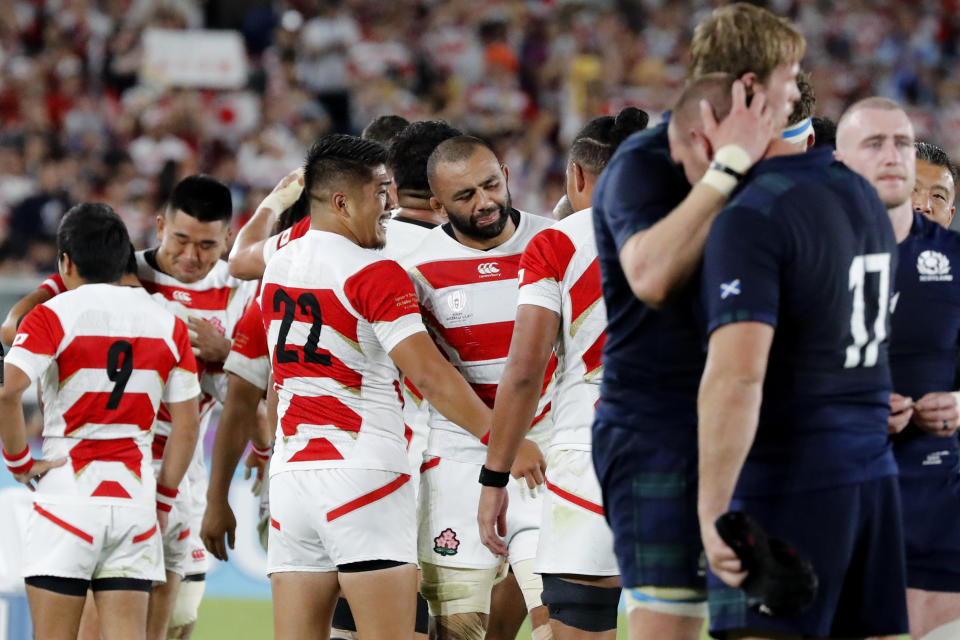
top-left (132, 524), bottom-right (158, 544)
top-left (231, 302), bottom-right (269, 360)
top-left (39, 273), bottom-right (64, 296)
top-left (343, 261), bottom-right (421, 323)
top-left (519, 229), bottom-right (576, 287)
top-left (33, 503), bottom-right (94, 544)
top-left (545, 478), bottom-right (605, 516)
top-left (326, 473), bottom-right (410, 522)
top-left (15, 304), bottom-right (64, 356)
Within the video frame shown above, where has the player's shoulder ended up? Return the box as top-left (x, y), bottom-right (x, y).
top-left (399, 224), bottom-right (459, 268)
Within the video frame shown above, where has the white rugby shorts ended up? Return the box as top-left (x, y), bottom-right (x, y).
top-left (535, 448), bottom-right (618, 577)
top-left (267, 468), bottom-right (416, 574)
top-left (418, 456), bottom-right (541, 569)
top-left (23, 501), bottom-right (164, 583)
top-left (183, 455), bottom-right (210, 576)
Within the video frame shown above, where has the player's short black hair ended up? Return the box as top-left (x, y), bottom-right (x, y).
top-left (361, 114), bottom-right (410, 145)
top-left (426, 135), bottom-right (497, 188)
top-left (570, 107), bottom-right (649, 175)
top-left (125, 243), bottom-right (138, 275)
top-left (167, 175), bottom-right (232, 223)
top-left (303, 134), bottom-right (388, 198)
top-left (58, 203), bottom-right (131, 283)
top-left (812, 116), bottom-right (836, 149)
top-left (916, 141), bottom-right (958, 197)
top-left (388, 121), bottom-right (463, 196)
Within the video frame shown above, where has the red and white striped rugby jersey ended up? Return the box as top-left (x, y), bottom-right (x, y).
top-left (136, 249), bottom-right (258, 439)
top-left (402, 210), bottom-right (555, 464)
top-left (517, 209), bottom-right (606, 450)
top-left (261, 230), bottom-right (427, 475)
top-left (262, 215), bottom-right (311, 265)
top-left (6, 284), bottom-right (200, 507)
top-left (223, 296), bottom-right (270, 392)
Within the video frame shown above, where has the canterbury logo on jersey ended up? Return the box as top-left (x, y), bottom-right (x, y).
top-left (172, 290), bottom-right (192, 304)
top-left (477, 262), bottom-right (501, 276)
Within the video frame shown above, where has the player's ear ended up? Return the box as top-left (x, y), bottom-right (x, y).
top-left (500, 163), bottom-right (509, 184)
top-left (332, 192), bottom-right (348, 216)
top-left (692, 130), bottom-right (713, 164)
top-left (738, 71), bottom-right (759, 90)
top-left (429, 196), bottom-right (444, 216)
top-left (156, 214), bottom-right (165, 236)
top-left (573, 163), bottom-right (586, 193)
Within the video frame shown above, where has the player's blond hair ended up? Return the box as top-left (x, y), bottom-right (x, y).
top-left (689, 3), bottom-right (806, 82)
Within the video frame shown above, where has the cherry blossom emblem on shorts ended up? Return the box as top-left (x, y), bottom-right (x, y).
top-left (433, 528), bottom-right (460, 556)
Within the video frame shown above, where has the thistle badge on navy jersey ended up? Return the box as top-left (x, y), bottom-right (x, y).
top-left (917, 250), bottom-right (952, 282)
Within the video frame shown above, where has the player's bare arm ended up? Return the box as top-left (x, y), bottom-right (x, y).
top-left (389, 332), bottom-right (492, 439)
top-left (228, 168), bottom-right (304, 280)
top-left (0, 363), bottom-right (65, 489)
top-left (478, 303), bottom-right (558, 556)
top-left (620, 83), bottom-right (775, 307)
top-left (155, 395), bottom-right (200, 532)
top-left (0, 287), bottom-right (51, 346)
top-left (202, 373), bottom-right (264, 560)
top-left (697, 321), bottom-right (773, 588)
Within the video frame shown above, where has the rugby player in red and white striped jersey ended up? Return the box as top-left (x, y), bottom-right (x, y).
top-left (0, 203), bottom-right (200, 640)
top-left (262, 134), bottom-right (492, 640)
top-left (135, 175), bottom-right (257, 638)
top-left (401, 136), bottom-right (554, 639)
top-left (479, 110), bottom-right (649, 638)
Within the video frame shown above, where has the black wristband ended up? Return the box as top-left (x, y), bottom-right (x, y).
top-left (708, 160), bottom-right (745, 180)
top-left (478, 465), bottom-right (510, 488)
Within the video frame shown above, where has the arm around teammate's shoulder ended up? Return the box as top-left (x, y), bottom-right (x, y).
top-left (389, 332), bottom-right (491, 439)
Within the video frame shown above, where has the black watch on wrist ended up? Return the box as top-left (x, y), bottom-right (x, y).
top-left (478, 465), bottom-right (510, 488)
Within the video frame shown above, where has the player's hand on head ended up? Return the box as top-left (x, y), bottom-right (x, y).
top-left (14, 457), bottom-right (66, 491)
top-left (700, 518), bottom-right (748, 588)
top-left (259, 167), bottom-right (305, 217)
top-left (201, 500), bottom-right (237, 562)
top-left (477, 485), bottom-right (509, 557)
top-left (700, 79), bottom-right (776, 167)
top-left (188, 317), bottom-right (232, 363)
top-left (511, 438), bottom-right (546, 492)
top-left (911, 392), bottom-right (960, 437)
top-left (888, 392), bottom-right (914, 434)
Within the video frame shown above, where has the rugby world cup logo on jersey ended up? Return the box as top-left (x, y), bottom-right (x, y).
top-left (477, 262), bottom-right (501, 277)
top-left (917, 250), bottom-right (953, 282)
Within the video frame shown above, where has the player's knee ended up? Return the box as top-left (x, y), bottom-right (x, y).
top-left (419, 562), bottom-right (497, 617)
top-left (509, 558), bottom-right (544, 610)
top-left (623, 585), bottom-right (707, 619)
top-left (921, 618), bottom-right (960, 640)
top-left (541, 574), bottom-right (619, 632)
top-left (431, 612), bottom-right (488, 640)
top-left (167, 577), bottom-right (205, 637)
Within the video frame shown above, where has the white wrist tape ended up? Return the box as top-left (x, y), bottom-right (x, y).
top-left (258, 167), bottom-right (305, 216)
top-left (700, 145), bottom-right (752, 197)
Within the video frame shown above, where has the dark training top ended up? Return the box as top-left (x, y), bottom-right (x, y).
top-left (889, 211), bottom-right (960, 475)
top-left (591, 122), bottom-right (704, 434)
top-left (702, 147), bottom-right (899, 496)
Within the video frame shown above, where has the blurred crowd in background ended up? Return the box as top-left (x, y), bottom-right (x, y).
top-left (0, 0), bottom-right (958, 274)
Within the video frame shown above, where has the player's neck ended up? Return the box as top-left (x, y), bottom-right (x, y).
top-left (394, 197), bottom-right (445, 225)
top-left (763, 138), bottom-right (801, 159)
top-left (888, 202), bottom-right (913, 243)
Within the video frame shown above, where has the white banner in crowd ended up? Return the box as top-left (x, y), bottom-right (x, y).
top-left (140, 28), bottom-right (248, 89)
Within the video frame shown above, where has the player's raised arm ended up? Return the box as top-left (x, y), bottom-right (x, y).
top-left (389, 332), bottom-right (491, 439)
top-left (228, 168), bottom-right (305, 280)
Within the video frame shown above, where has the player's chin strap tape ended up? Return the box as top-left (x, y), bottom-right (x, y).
top-left (700, 144), bottom-right (752, 197)
top-left (156, 483), bottom-right (178, 513)
top-left (541, 575), bottom-right (619, 632)
top-left (3, 444), bottom-right (34, 475)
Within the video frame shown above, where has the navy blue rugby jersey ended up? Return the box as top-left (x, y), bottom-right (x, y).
top-left (591, 122), bottom-right (705, 432)
top-left (702, 147), bottom-right (899, 496)
top-left (889, 211), bottom-right (960, 474)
